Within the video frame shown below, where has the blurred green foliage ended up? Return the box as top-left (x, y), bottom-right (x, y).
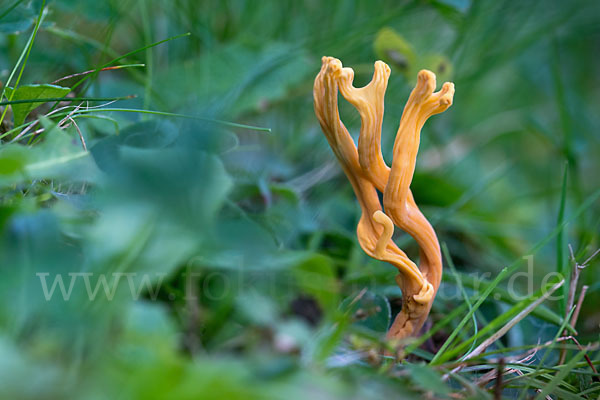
top-left (0, 0), bottom-right (599, 398)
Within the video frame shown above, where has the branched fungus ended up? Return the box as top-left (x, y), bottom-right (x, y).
top-left (313, 56), bottom-right (454, 341)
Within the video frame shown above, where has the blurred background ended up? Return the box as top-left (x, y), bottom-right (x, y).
top-left (0, 0), bottom-right (598, 398)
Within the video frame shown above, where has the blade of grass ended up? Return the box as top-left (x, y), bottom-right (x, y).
top-left (51, 64), bottom-right (145, 85)
top-left (70, 32), bottom-right (191, 92)
top-left (44, 26), bottom-right (152, 91)
top-left (0, 0), bottom-right (25, 20)
top-left (551, 40), bottom-right (575, 166)
top-left (0, 95), bottom-right (136, 107)
top-left (25, 151), bottom-right (88, 172)
top-left (430, 265), bottom-right (509, 365)
top-left (442, 272), bottom-right (576, 333)
top-left (442, 243), bottom-right (479, 359)
top-left (0, 96), bottom-right (135, 141)
top-left (510, 379), bottom-right (582, 400)
top-left (495, 362), bottom-right (592, 383)
top-left (139, 0), bottom-right (153, 112)
top-left (445, 370), bottom-right (494, 400)
top-left (438, 278), bottom-right (565, 364)
top-left (8, 107), bottom-right (271, 143)
top-left (430, 187), bottom-right (600, 365)
top-left (557, 161), bottom-right (568, 315)
top-left (0, 0), bottom-right (46, 127)
top-left (462, 279), bottom-right (564, 361)
top-left (533, 349), bottom-right (587, 400)
top-left (404, 301), bottom-right (471, 356)
top-left (69, 114), bottom-right (120, 135)
top-left (578, 385), bottom-right (600, 397)
top-left (394, 164), bottom-right (510, 250)
top-left (505, 370), bottom-right (581, 398)
top-left (431, 164), bottom-right (511, 225)
top-left (70, 108), bottom-right (271, 132)
top-left (516, 306), bottom-right (577, 400)
top-left (45, 26), bottom-right (119, 57)
top-left (0, 98), bottom-right (130, 141)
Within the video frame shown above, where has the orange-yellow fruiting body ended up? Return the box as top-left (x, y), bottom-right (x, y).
top-left (313, 57), bottom-right (454, 341)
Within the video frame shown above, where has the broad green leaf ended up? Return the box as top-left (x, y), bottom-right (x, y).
top-left (293, 254), bottom-right (339, 313)
top-left (412, 171), bottom-right (464, 207)
top-left (0, 145), bottom-right (29, 176)
top-left (5, 84), bottom-right (70, 126)
top-left (159, 42), bottom-right (311, 118)
top-left (117, 120), bottom-right (180, 149)
top-left (0, 118), bottom-right (96, 188)
top-left (0, 0), bottom-right (44, 33)
top-left (236, 291), bottom-right (279, 326)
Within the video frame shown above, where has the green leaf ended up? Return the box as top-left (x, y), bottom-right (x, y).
top-left (159, 42), bottom-right (311, 117)
top-left (0, 145), bottom-right (29, 176)
top-left (4, 84), bottom-right (70, 126)
top-left (117, 120), bottom-right (180, 149)
top-left (0, 117), bottom-right (96, 188)
top-left (0, 0), bottom-right (41, 34)
top-left (293, 254), bottom-right (339, 313)
top-left (412, 171), bottom-right (464, 207)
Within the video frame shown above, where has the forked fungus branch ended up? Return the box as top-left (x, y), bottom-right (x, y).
top-left (313, 56), bottom-right (455, 340)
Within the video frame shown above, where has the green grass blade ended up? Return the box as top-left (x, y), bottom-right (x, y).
top-left (3, 103), bottom-right (270, 142)
top-left (557, 161), bottom-right (568, 315)
top-left (52, 64), bottom-right (145, 85)
top-left (516, 306), bottom-right (577, 400)
top-left (139, 0), bottom-right (153, 112)
top-left (442, 272), bottom-right (576, 333)
top-left (0, 0), bottom-right (46, 127)
top-left (430, 265), bottom-right (508, 365)
top-left (404, 301), bottom-right (471, 356)
top-left (0, 96), bottom-right (135, 107)
top-left (533, 349), bottom-right (587, 400)
top-left (70, 32), bottom-right (191, 92)
top-left (441, 243), bottom-right (479, 359)
top-left (430, 187), bottom-right (600, 365)
top-left (72, 108), bottom-right (271, 132)
top-left (0, 0), bottom-right (25, 20)
top-left (460, 279), bottom-right (564, 361)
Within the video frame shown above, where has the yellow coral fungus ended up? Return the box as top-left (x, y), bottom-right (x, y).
top-left (313, 56), bottom-right (454, 341)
